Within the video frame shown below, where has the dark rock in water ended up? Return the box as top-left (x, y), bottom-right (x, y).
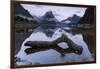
top-left (24, 34), bottom-right (83, 55)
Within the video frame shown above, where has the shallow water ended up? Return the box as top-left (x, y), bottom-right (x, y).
top-left (15, 28), bottom-right (94, 65)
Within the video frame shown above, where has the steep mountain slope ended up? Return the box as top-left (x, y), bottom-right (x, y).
top-left (78, 7), bottom-right (95, 24)
top-left (15, 4), bottom-right (33, 19)
top-left (61, 14), bottom-right (80, 24)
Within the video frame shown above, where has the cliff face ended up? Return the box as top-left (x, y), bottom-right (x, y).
top-left (78, 7), bottom-right (95, 24)
top-left (39, 11), bottom-right (59, 29)
top-left (43, 11), bottom-right (55, 19)
top-left (15, 4), bottom-right (33, 18)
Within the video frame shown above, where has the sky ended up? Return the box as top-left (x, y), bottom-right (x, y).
top-left (21, 4), bottom-right (87, 21)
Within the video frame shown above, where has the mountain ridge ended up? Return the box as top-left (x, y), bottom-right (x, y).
top-left (15, 4), bottom-right (33, 20)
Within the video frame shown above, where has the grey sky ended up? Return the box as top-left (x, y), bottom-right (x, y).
top-left (21, 4), bottom-right (87, 21)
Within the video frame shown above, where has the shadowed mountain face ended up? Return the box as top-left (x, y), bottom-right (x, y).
top-left (78, 7), bottom-right (95, 24)
top-left (67, 14), bottom-right (80, 24)
top-left (41, 11), bottom-right (58, 24)
top-left (43, 11), bottom-right (55, 19)
top-left (15, 4), bottom-right (33, 18)
top-left (61, 14), bottom-right (80, 24)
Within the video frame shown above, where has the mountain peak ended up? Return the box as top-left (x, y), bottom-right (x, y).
top-left (44, 11), bottom-right (55, 18)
